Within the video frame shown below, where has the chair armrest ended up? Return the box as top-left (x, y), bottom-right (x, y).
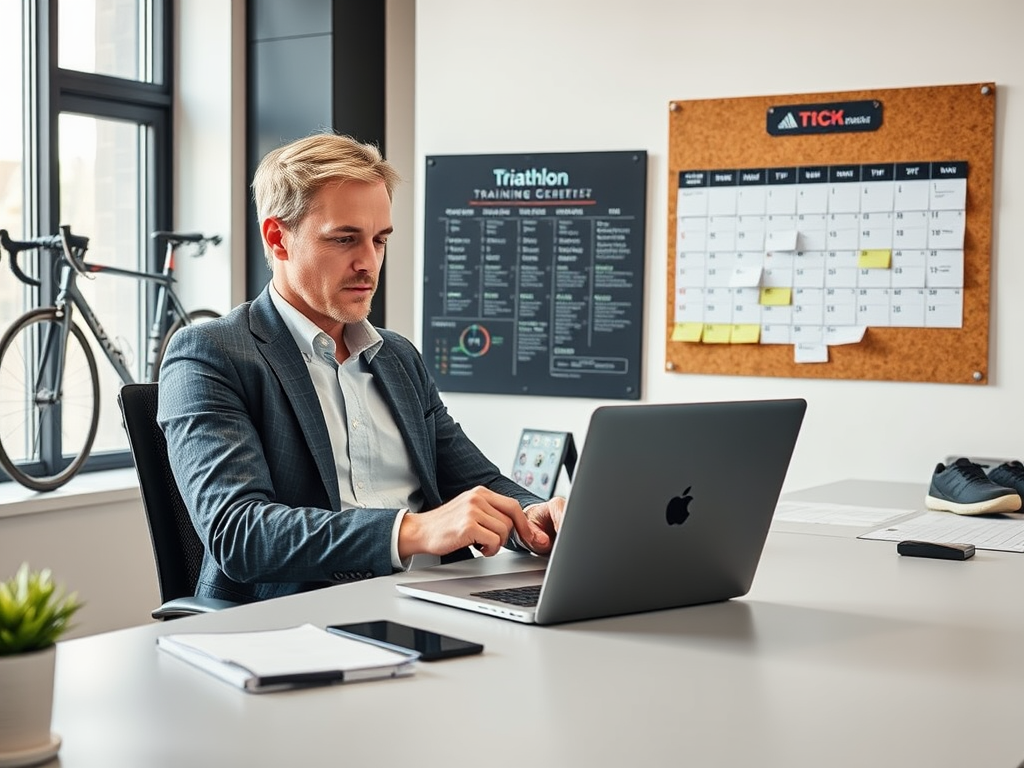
top-left (152, 596), bottom-right (240, 620)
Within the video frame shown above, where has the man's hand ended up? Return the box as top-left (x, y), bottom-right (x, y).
top-left (399, 486), bottom-right (546, 559)
top-left (519, 497), bottom-right (566, 555)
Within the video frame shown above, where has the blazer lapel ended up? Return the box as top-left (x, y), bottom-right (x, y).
top-left (368, 344), bottom-right (442, 507)
top-left (249, 288), bottom-right (341, 510)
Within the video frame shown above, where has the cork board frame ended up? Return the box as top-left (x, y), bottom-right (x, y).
top-left (666, 83), bottom-right (996, 384)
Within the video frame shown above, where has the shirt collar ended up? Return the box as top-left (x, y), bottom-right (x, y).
top-left (269, 282), bottom-right (383, 363)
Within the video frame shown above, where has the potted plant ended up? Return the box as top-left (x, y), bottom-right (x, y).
top-left (0, 563), bottom-right (82, 765)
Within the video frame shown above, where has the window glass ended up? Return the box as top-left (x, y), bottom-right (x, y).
top-left (58, 113), bottom-right (148, 454)
top-left (0, 0), bottom-right (25, 332)
top-left (58, 0), bottom-right (154, 83)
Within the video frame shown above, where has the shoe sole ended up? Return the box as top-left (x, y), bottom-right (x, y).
top-left (925, 493), bottom-right (1023, 515)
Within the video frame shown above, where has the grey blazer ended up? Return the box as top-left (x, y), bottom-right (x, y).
top-left (157, 286), bottom-right (541, 603)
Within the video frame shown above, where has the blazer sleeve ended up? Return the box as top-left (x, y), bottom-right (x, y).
top-left (157, 316), bottom-right (397, 591)
top-left (377, 331), bottom-right (545, 551)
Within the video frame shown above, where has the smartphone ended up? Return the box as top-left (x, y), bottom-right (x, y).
top-left (327, 620), bottom-right (483, 661)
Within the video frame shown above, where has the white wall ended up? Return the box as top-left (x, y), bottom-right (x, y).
top-left (0, 473), bottom-right (160, 640)
top-left (172, 0), bottom-right (248, 314)
top-left (414, 0), bottom-right (1024, 493)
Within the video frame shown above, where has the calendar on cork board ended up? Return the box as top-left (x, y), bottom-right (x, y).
top-left (666, 83), bottom-right (996, 384)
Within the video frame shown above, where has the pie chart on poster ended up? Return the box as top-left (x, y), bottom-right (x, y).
top-left (459, 324), bottom-right (491, 357)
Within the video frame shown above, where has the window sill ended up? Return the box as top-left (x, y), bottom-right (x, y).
top-left (0, 469), bottom-right (141, 520)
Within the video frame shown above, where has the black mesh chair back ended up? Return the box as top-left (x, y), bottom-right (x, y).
top-left (118, 382), bottom-right (235, 619)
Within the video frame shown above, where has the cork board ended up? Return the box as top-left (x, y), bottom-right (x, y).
top-left (666, 83), bottom-right (996, 384)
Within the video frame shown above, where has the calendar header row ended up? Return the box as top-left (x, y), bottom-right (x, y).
top-left (678, 161), bottom-right (968, 188)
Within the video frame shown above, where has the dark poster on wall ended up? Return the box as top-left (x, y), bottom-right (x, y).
top-left (422, 150), bottom-right (647, 399)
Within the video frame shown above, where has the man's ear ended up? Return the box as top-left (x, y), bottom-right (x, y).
top-left (262, 217), bottom-right (289, 262)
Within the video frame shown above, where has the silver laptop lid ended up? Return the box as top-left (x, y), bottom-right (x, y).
top-left (532, 398), bottom-right (806, 624)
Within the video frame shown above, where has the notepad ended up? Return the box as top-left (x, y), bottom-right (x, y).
top-left (157, 623), bottom-right (418, 692)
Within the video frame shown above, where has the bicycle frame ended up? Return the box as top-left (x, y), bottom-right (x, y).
top-left (54, 254), bottom-right (192, 384)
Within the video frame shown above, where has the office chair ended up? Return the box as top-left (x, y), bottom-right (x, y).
top-left (117, 382), bottom-right (238, 620)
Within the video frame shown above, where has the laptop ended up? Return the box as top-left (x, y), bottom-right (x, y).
top-left (396, 398), bottom-right (806, 625)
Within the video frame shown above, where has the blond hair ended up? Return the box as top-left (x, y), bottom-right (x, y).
top-left (252, 133), bottom-right (400, 265)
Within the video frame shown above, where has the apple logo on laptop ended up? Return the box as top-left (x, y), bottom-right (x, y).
top-left (666, 486), bottom-right (693, 526)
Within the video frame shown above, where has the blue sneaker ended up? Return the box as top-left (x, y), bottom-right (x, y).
top-left (987, 460), bottom-right (1024, 498)
top-left (925, 458), bottom-right (1022, 515)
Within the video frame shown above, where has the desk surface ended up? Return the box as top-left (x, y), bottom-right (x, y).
top-left (48, 481), bottom-right (1024, 767)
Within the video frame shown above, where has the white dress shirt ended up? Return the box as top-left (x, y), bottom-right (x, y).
top-left (269, 284), bottom-right (435, 569)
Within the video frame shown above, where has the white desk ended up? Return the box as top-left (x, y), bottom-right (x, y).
top-left (48, 481), bottom-right (1024, 767)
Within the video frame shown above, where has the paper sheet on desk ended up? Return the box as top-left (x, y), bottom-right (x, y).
top-left (774, 501), bottom-right (914, 528)
top-left (859, 511), bottom-right (1024, 552)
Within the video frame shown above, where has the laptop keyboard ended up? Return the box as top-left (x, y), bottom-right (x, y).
top-left (470, 584), bottom-right (542, 607)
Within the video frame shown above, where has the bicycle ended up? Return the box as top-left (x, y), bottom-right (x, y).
top-left (0, 224), bottom-right (222, 491)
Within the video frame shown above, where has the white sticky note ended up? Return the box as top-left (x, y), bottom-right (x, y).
top-left (824, 325), bottom-right (866, 345)
top-left (766, 229), bottom-right (799, 251)
top-left (794, 342), bottom-right (829, 363)
top-left (728, 265), bottom-right (763, 288)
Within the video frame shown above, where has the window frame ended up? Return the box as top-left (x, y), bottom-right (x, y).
top-left (1, 0), bottom-right (174, 483)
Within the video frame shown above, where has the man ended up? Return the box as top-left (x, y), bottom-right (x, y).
top-left (158, 133), bottom-right (564, 604)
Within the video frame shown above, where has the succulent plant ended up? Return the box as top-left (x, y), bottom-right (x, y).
top-left (0, 563), bottom-right (82, 655)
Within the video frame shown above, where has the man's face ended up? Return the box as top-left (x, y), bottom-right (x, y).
top-left (266, 179), bottom-right (392, 333)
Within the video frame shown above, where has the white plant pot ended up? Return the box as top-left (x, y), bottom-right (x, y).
top-left (0, 645), bottom-right (61, 765)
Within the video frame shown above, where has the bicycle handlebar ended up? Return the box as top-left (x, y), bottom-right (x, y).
top-left (0, 226), bottom-right (91, 287)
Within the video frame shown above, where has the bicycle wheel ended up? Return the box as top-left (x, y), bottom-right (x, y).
top-left (0, 309), bottom-right (100, 491)
top-left (151, 309), bottom-right (221, 381)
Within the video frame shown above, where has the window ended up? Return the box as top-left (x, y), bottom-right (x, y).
top-left (0, 0), bottom-right (171, 484)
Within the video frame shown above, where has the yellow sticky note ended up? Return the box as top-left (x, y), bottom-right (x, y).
top-left (702, 324), bottom-right (732, 344)
top-left (730, 324), bottom-right (761, 344)
top-left (858, 249), bottom-right (892, 269)
top-left (671, 322), bottom-right (703, 342)
top-left (760, 287), bottom-right (792, 306)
